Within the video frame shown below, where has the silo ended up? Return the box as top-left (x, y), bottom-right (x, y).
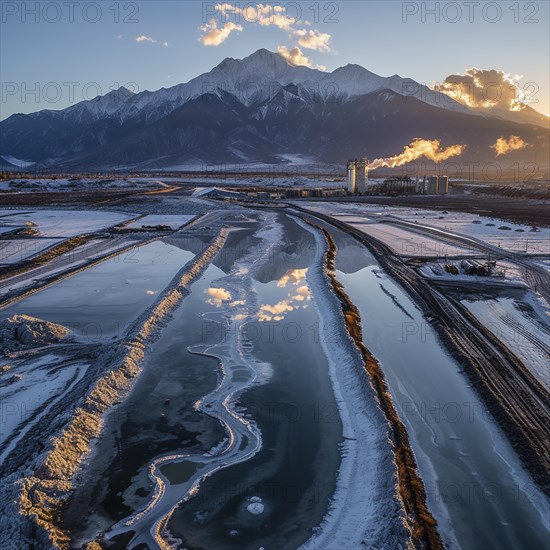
top-left (347, 160), bottom-right (357, 193)
top-left (428, 175), bottom-right (438, 194)
top-left (438, 175), bottom-right (449, 194)
top-left (357, 162), bottom-right (368, 194)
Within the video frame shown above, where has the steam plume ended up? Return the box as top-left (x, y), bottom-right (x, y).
top-left (367, 138), bottom-right (465, 169)
top-left (491, 135), bottom-right (528, 156)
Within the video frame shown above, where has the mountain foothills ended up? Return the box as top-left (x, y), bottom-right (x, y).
top-left (1, 49), bottom-right (548, 170)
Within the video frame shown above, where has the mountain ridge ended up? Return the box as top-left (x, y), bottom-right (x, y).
top-left (1, 49), bottom-right (548, 169)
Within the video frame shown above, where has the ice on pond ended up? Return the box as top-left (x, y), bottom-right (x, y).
top-left (246, 496), bottom-right (265, 515)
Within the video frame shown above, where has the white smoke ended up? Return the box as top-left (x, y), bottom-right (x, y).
top-left (367, 138), bottom-right (465, 170)
top-left (491, 135), bottom-right (528, 156)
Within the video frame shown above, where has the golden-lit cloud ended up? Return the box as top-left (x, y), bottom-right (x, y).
top-left (435, 68), bottom-right (526, 111)
top-left (293, 29), bottom-right (331, 52)
top-left (491, 135), bottom-right (528, 156)
top-left (206, 287), bottom-right (232, 307)
top-left (277, 46), bottom-right (320, 69)
top-left (199, 19), bottom-right (243, 46)
top-left (367, 138), bottom-right (465, 170)
top-left (198, 2), bottom-right (330, 68)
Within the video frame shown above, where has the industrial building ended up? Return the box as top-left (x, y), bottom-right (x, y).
top-left (381, 175), bottom-right (449, 195)
top-left (418, 175), bottom-right (448, 195)
top-left (346, 154), bottom-right (449, 196)
top-left (438, 175), bottom-right (449, 194)
top-left (347, 159), bottom-right (369, 194)
top-left (192, 187), bottom-right (245, 199)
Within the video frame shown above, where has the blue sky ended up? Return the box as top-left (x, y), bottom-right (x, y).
top-left (1, 1), bottom-right (548, 119)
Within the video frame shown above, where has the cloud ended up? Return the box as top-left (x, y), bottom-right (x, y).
top-left (199, 19), bottom-right (243, 46)
top-left (277, 46), bottom-right (315, 68)
top-left (435, 68), bottom-right (526, 111)
top-left (293, 29), bottom-right (331, 52)
top-left (135, 35), bottom-right (156, 43)
top-left (198, 3), bottom-right (332, 62)
top-left (216, 3), bottom-right (293, 30)
top-left (206, 287), bottom-right (232, 307)
top-left (367, 138), bottom-right (465, 170)
top-left (491, 135), bottom-right (528, 156)
top-left (115, 34), bottom-right (124, 39)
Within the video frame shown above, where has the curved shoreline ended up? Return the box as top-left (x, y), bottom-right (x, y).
top-left (104, 338), bottom-right (265, 548)
top-left (99, 215), bottom-right (284, 548)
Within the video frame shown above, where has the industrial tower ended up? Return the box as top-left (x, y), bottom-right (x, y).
top-left (347, 159), bottom-right (369, 194)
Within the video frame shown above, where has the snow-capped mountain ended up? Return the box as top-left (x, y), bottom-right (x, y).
top-left (1, 49), bottom-right (547, 168)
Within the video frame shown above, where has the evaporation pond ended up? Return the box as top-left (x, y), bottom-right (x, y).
top-left (3, 241), bottom-right (194, 339)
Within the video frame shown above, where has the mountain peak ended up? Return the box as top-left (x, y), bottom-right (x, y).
top-left (99, 86), bottom-right (135, 100)
top-left (242, 48), bottom-right (293, 68)
top-left (214, 49), bottom-right (288, 74)
top-left (246, 48), bottom-right (280, 60)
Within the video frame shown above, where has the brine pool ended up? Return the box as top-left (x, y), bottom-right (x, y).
top-left (2, 240), bottom-right (195, 340)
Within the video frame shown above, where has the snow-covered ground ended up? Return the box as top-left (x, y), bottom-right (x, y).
top-left (0, 178), bottom-right (168, 192)
top-left (1, 155), bottom-right (36, 169)
top-left (0, 353), bottom-right (88, 463)
top-left (418, 259), bottom-right (528, 288)
top-left (167, 175), bottom-right (352, 189)
top-left (343, 220), bottom-right (480, 258)
top-left (0, 225), bottom-right (24, 235)
top-left (0, 210), bottom-right (135, 238)
top-left (0, 239), bottom-right (64, 265)
top-left (123, 215), bottom-right (195, 230)
top-left (462, 296), bottom-right (550, 391)
top-left (299, 202), bottom-right (549, 256)
top-left (0, 210), bottom-right (35, 217)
